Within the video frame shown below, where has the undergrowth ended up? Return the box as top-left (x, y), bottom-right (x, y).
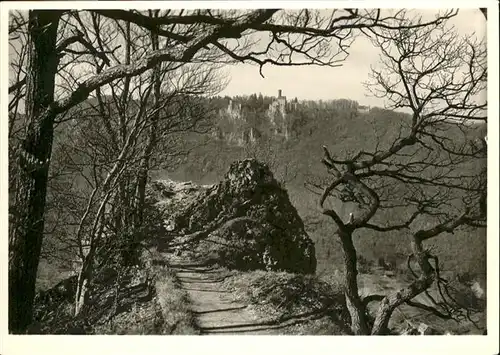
top-left (221, 269), bottom-right (351, 335)
top-left (153, 266), bottom-right (200, 335)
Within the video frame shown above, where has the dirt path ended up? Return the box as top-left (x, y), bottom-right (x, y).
top-left (166, 256), bottom-right (278, 334)
top-left (167, 254), bottom-right (316, 335)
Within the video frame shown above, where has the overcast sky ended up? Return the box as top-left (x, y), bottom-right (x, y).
top-left (219, 9), bottom-right (487, 106)
top-left (8, 9), bottom-right (487, 111)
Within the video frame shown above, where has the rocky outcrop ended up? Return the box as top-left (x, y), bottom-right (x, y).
top-left (152, 159), bottom-right (316, 274)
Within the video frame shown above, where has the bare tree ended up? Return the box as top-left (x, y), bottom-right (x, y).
top-left (308, 17), bottom-right (486, 334)
top-left (39, 14), bottom-right (225, 316)
top-left (8, 8), bottom-right (458, 333)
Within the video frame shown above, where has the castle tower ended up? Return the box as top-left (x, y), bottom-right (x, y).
top-left (278, 89), bottom-right (282, 98)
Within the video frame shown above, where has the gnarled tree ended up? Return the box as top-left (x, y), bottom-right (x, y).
top-left (308, 15), bottom-right (486, 334)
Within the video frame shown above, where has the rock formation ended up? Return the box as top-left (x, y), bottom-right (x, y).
top-left (152, 159), bottom-right (317, 273)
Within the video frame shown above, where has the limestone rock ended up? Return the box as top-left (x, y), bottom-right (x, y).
top-left (153, 159), bottom-right (317, 274)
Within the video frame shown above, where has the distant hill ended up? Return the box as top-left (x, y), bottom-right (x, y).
top-left (157, 97), bottom-right (487, 278)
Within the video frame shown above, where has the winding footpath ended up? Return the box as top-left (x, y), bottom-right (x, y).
top-left (167, 255), bottom-right (285, 335)
top-left (166, 253), bottom-right (327, 335)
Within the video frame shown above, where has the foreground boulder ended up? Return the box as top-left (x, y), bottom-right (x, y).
top-left (151, 159), bottom-right (317, 273)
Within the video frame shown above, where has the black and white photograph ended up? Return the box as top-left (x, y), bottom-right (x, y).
top-left (1, 1), bottom-right (498, 354)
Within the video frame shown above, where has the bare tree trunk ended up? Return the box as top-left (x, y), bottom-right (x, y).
top-left (338, 228), bottom-right (370, 335)
top-left (117, 180), bottom-right (127, 228)
top-left (75, 245), bottom-right (95, 316)
top-left (74, 218), bottom-right (107, 316)
top-left (75, 197), bottom-right (109, 316)
top-left (370, 236), bottom-right (435, 334)
top-left (9, 10), bottom-right (62, 333)
top-left (134, 12), bottom-right (160, 232)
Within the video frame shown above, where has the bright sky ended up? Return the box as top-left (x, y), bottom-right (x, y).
top-left (219, 9), bottom-right (487, 106)
top-left (7, 9), bottom-right (487, 110)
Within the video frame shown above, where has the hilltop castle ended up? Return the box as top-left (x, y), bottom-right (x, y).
top-left (220, 89), bottom-right (297, 146)
top-left (216, 90), bottom-right (365, 146)
top-left (267, 89), bottom-right (299, 139)
top-left (267, 89), bottom-right (287, 118)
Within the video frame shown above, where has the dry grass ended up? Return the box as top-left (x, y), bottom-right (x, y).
top-left (93, 296), bottom-right (164, 335)
top-left (140, 247), bottom-right (200, 335)
top-left (221, 269), bottom-right (351, 335)
top-left (153, 267), bottom-right (200, 335)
